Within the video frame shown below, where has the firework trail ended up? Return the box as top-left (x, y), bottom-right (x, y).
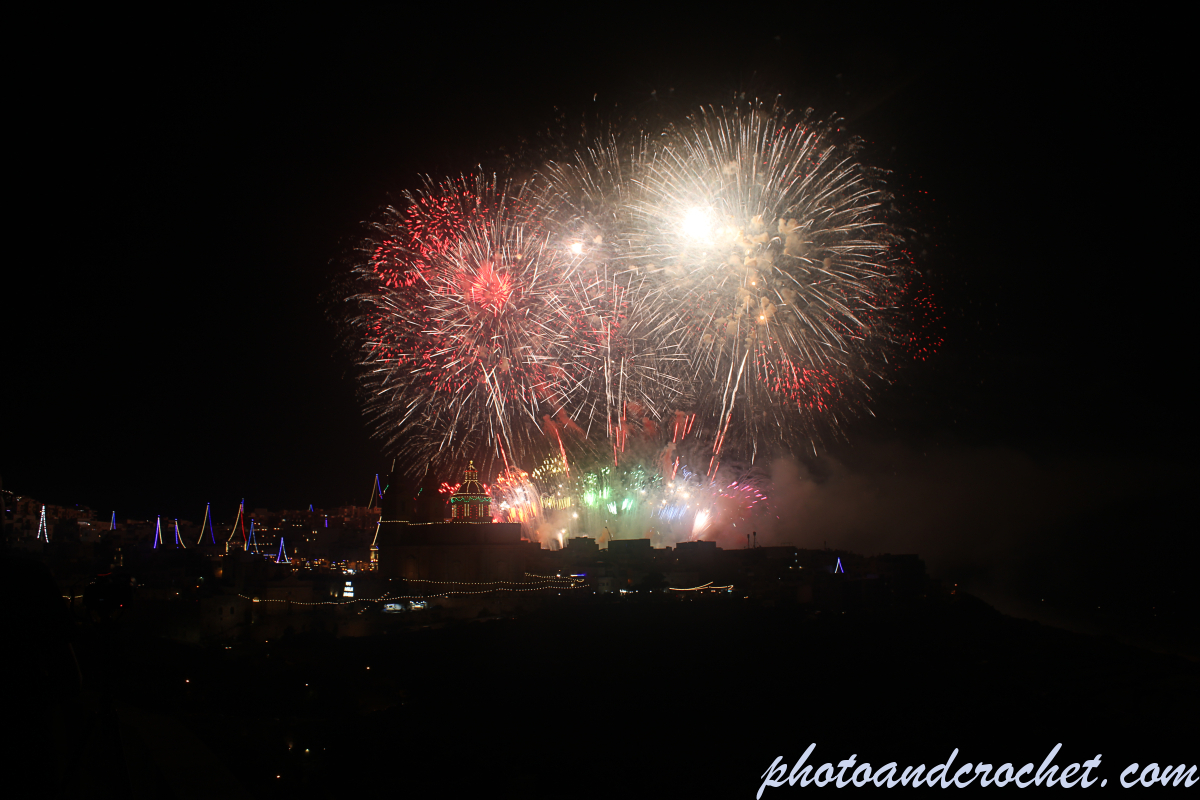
top-left (489, 465), bottom-right (545, 534)
top-left (535, 135), bottom-right (691, 458)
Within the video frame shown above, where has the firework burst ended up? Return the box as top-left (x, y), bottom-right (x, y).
top-left (343, 100), bottom-right (930, 514)
top-left (621, 104), bottom-right (910, 465)
top-left (349, 174), bottom-right (612, 475)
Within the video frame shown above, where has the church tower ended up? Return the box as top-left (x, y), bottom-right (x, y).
top-left (449, 461), bottom-right (491, 521)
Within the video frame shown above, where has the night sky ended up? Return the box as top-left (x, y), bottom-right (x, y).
top-left (7, 12), bottom-right (1194, 630)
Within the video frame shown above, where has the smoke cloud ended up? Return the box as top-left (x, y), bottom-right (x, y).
top-left (754, 440), bottom-right (1194, 652)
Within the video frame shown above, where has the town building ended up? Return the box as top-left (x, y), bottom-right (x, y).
top-left (376, 462), bottom-right (536, 583)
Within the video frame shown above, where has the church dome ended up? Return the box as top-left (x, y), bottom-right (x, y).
top-left (449, 461), bottom-right (491, 521)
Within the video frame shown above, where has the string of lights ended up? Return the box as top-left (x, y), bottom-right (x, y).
top-left (236, 578), bottom-right (584, 606)
top-left (379, 584), bottom-right (584, 599)
top-left (395, 574), bottom-right (585, 587)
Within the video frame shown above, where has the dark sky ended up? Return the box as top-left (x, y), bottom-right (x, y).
top-left (7, 9), bottom-right (1193, 532)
